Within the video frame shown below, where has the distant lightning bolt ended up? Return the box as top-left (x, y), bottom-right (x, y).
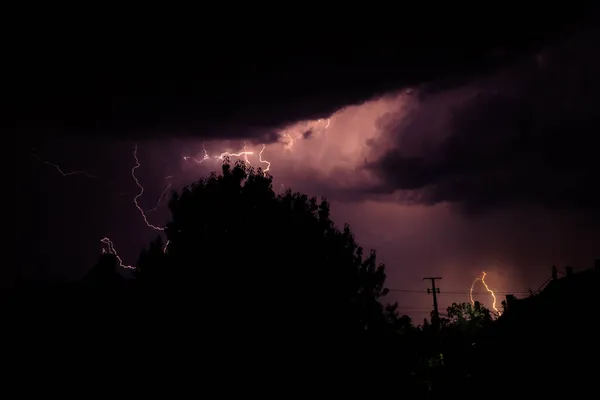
top-left (33, 144), bottom-right (169, 269)
top-left (101, 144), bottom-right (169, 269)
top-left (100, 237), bottom-right (135, 269)
top-left (469, 276), bottom-right (480, 305)
top-left (243, 142), bottom-right (252, 165)
top-left (147, 182), bottom-right (172, 213)
top-left (182, 117), bottom-right (329, 176)
top-left (183, 143), bottom-right (255, 166)
top-left (217, 150), bottom-right (254, 160)
top-left (282, 133), bottom-right (302, 151)
top-left (31, 151), bottom-right (98, 178)
top-left (258, 144), bottom-right (270, 175)
top-left (183, 142), bottom-right (272, 176)
top-left (183, 143), bottom-right (210, 164)
top-left (101, 236), bottom-right (170, 268)
top-left (469, 271), bottom-right (501, 315)
top-left (131, 144), bottom-right (165, 232)
top-left (480, 273), bottom-right (501, 316)
top-left (315, 118), bottom-right (331, 130)
top-left (281, 118), bottom-right (330, 151)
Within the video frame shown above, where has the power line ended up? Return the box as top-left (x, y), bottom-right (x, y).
top-left (388, 275), bottom-right (555, 319)
top-left (531, 276), bottom-right (553, 295)
top-left (394, 305), bottom-right (437, 310)
top-left (387, 288), bottom-right (531, 295)
top-left (388, 273), bottom-right (556, 297)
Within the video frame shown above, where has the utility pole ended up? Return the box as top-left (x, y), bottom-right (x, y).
top-left (424, 277), bottom-right (442, 328)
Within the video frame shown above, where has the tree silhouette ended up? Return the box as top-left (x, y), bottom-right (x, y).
top-left (445, 301), bottom-right (492, 331)
top-left (133, 161), bottom-right (396, 356)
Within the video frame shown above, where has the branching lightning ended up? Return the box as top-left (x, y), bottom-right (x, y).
top-left (31, 151), bottom-right (98, 178)
top-left (182, 117), bottom-right (330, 176)
top-left (108, 120), bottom-right (333, 265)
top-left (183, 143), bottom-right (211, 164)
top-left (101, 145), bottom-right (170, 268)
top-left (469, 271), bottom-right (501, 315)
top-left (131, 144), bottom-right (166, 232)
top-left (217, 150), bottom-right (254, 160)
top-left (36, 116), bottom-right (333, 272)
top-left (184, 143), bottom-right (270, 175)
top-left (258, 144), bottom-right (270, 173)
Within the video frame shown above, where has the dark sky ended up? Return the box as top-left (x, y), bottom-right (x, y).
top-left (12, 6), bottom-right (600, 318)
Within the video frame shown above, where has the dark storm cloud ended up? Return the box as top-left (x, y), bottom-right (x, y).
top-left (7, 6), bottom-right (596, 141)
top-left (372, 17), bottom-right (600, 214)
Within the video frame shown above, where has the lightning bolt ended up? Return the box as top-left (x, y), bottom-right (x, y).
top-left (469, 276), bottom-right (480, 305)
top-left (217, 150), bottom-right (254, 160)
top-left (183, 144), bottom-right (255, 166)
top-left (258, 144), bottom-right (270, 175)
top-left (469, 271), bottom-right (501, 315)
top-left (181, 117), bottom-right (331, 177)
top-left (282, 133), bottom-right (302, 151)
top-left (40, 115), bottom-right (334, 272)
top-left (100, 237), bottom-right (135, 269)
top-left (281, 118), bottom-right (331, 152)
top-left (101, 144), bottom-right (170, 269)
top-left (184, 143), bottom-right (271, 175)
top-left (101, 118), bottom-right (334, 267)
top-left (183, 143), bottom-right (210, 164)
top-left (131, 144), bottom-right (165, 232)
top-left (31, 151), bottom-right (98, 178)
top-left (147, 182), bottom-right (172, 213)
top-left (243, 142), bottom-right (252, 165)
top-left (29, 149), bottom-right (147, 267)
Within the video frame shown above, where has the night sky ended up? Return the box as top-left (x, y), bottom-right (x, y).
top-left (11, 7), bottom-right (600, 319)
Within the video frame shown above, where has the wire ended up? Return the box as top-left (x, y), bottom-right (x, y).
top-left (531, 276), bottom-right (553, 295)
top-left (395, 305), bottom-right (436, 310)
top-left (387, 288), bottom-right (531, 295)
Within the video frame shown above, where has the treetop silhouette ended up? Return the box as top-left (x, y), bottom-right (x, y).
top-left (134, 160), bottom-right (394, 337)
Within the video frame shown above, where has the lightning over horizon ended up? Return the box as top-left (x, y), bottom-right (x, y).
top-left (469, 272), bottom-right (501, 316)
top-left (31, 151), bottom-right (99, 179)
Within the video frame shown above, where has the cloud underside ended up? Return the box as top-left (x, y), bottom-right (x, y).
top-left (360, 23), bottom-right (600, 214)
top-left (20, 13), bottom-right (600, 218)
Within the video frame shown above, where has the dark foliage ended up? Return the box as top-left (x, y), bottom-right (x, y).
top-left (130, 161), bottom-right (405, 389)
top-left (4, 161), bottom-right (409, 393)
top-left (134, 160), bottom-right (393, 334)
top-left (4, 160), bottom-right (598, 396)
